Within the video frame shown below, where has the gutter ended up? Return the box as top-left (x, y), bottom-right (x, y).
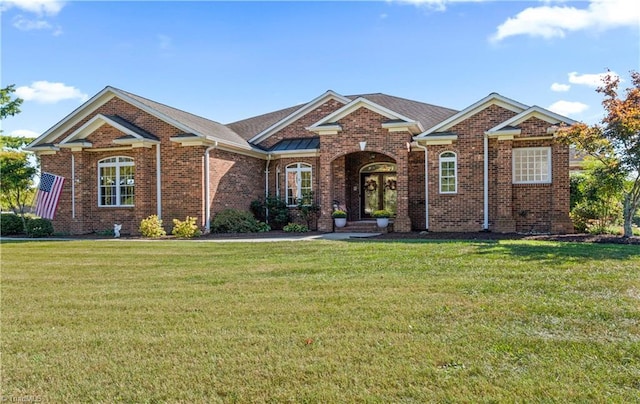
top-left (156, 143), bottom-right (162, 218)
top-left (204, 141), bottom-right (219, 232)
top-left (415, 142), bottom-right (429, 230)
top-left (483, 134), bottom-right (489, 230)
top-left (265, 154), bottom-right (272, 223)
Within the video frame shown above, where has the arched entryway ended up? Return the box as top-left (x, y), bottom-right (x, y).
top-left (360, 162), bottom-right (397, 218)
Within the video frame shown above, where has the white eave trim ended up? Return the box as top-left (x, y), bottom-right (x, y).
top-left (272, 149), bottom-right (320, 158)
top-left (249, 90), bottom-right (351, 144)
top-left (381, 120), bottom-right (424, 134)
top-left (306, 124), bottom-right (342, 135)
top-left (27, 87), bottom-right (117, 148)
top-left (417, 93), bottom-right (529, 138)
top-left (415, 134), bottom-right (458, 145)
top-left (25, 144), bottom-right (60, 155)
top-left (60, 113), bottom-right (153, 145)
top-left (308, 97), bottom-right (419, 132)
top-left (487, 106), bottom-right (577, 133)
top-left (486, 129), bottom-right (521, 137)
top-left (112, 138), bottom-right (160, 148)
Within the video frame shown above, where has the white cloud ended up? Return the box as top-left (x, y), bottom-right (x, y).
top-left (1, 0), bottom-right (65, 16)
top-left (551, 83), bottom-right (571, 92)
top-left (397, 0), bottom-right (487, 12)
top-left (15, 81), bottom-right (89, 104)
top-left (548, 100), bottom-right (589, 116)
top-left (10, 129), bottom-right (40, 138)
top-left (568, 71), bottom-right (619, 88)
top-left (491, 0), bottom-right (640, 42)
top-left (12, 16), bottom-right (62, 34)
top-left (3, 1), bottom-right (66, 35)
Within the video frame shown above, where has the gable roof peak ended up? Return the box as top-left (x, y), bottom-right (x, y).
top-left (417, 92), bottom-right (530, 138)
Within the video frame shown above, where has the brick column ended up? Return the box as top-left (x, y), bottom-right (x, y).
top-left (551, 141), bottom-right (573, 233)
top-left (393, 151), bottom-right (412, 232)
top-left (69, 151), bottom-right (84, 235)
top-left (318, 151), bottom-right (334, 232)
top-left (494, 139), bottom-right (516, 232)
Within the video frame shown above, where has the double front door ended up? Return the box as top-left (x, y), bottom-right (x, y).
top-left (361, 170), bottom-right (397, 218)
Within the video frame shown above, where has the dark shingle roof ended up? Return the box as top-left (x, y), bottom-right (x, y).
top-left (226, 93), bottom-right (458, 143)
top-left (106, 115), bottom-right (159, 140)
top-left (115, 88), bottom-right (248, 147)
top-left (351, 93), bottom-right (458, 129)
top-left (226, 104), bottom-right (305, 141)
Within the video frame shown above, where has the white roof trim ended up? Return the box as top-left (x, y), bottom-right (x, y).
top-left (308, 97), bottom-right (418, 130)
top-left (29, 86), bottom-right (252, 152)
top-left (27, 87), bottom-right (117, 148)
top-left (306, 123), bottom-right (342, 134)
top-left (416, 93), bottom-right (529, 138)
top-left (249, 90), bottom-right (351, 144)
top-left (416, 134), bottom-right (458, 145)
top-left (60, 114), bottom-right (149, 144)
top-left (486, 106), bottom-right (577, 133)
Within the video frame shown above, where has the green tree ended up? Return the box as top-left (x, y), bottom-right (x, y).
top-left (569, 159), bottom-right (625, 233)
top-left (0, 84), bottom-right (23, 120)
top-left (0, 86), bottom-right (35, 231)
top-left (558, 71), bottom-right (640, 237)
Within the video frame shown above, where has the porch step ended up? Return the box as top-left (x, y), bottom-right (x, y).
top-left (334, 220), bottom-right (393, 233)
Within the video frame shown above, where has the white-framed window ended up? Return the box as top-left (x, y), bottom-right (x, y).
top-left (439, 151), bottom-right (457, 194)
top-left (513, 147), bottom-right (551, 184)
top-left (98, 156), bottom-right (135, 207)
top-left (285, 162), bottom-right (312, 206)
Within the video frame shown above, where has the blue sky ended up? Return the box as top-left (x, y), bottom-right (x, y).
top-left (1, 0), bottom-right (638, 139)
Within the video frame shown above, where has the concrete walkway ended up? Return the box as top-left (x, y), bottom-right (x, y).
top-left (194, 232), bottom-right (382, 243)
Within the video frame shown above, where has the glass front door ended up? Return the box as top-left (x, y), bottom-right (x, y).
top-left (361, 163), bottom-right (397, 218)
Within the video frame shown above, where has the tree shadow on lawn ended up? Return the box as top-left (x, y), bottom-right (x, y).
top-left (355, 238), bottom-right (640, 263)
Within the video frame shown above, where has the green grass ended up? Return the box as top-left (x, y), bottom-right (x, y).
top-left (1, 239), bottom-right (639, 402)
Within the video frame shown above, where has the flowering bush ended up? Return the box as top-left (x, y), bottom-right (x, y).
top-left (139, 215), bottom-right (166, 238)
top-left (172, 216), bottom-right (201, 238)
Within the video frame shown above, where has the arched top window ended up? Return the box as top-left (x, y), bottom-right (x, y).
top-left (99, 156), bottom-right (134, 165)
top-left (360, 163), bottom-right (397, 173)
top-left (285, 163), bottom-right (312, 206)
top-left (98, 156), bottom-right (135, 207)
top-left (439, 151), bottom-right (457, 194)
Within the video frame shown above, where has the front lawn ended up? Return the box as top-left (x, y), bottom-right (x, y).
top-left (1, 239), bottom-right (639, 402)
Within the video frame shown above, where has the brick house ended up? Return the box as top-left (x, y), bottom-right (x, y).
top-left (27, 86), bottom-right (575, 235)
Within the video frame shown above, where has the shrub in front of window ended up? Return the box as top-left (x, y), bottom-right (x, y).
top-left (1, 213), bottom-right (25, 235)
top-left (211, 209), bottom-right (263, 233)
top-left (283, 223), bottom-right (309, 233)
top-left (250, 197), bottom-right (289, 230)
top-left (139, 215), bottom-right (166, 238)
top-left (172, 216), bottom-right (201, 238)
top-left (26, 218), bottom-right (53, 238)
top-left (256, 221), bottom-right (271, 233)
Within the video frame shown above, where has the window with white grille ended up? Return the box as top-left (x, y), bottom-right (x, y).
top-left (512, 147), bottom-right (551, 184)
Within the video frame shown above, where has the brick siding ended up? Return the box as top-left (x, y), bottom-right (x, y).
top-left (38, 94), bottom-right (572, 236)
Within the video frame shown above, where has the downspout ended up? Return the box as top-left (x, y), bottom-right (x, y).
top-left (71, 153), bottom-right (75, 219)
top-left (156, 143), bottom-right (162, 219)
top-left (265, 154), bottom-right (272, 223)
top-left (483, 134), bottom-right (489, 230)
top-left (204, 141), bottom-right (218, 232)
top-left (415, 142), bottom-right (429, 230)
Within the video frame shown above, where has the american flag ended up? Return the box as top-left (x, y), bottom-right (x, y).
top-left (35, 172), bottom-right (65, 220)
